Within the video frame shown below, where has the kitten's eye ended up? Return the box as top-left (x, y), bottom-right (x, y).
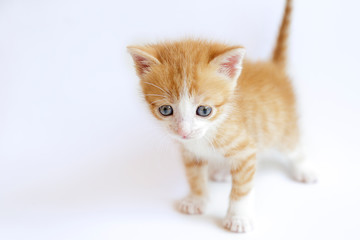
top-left (159, 105), bottom-right (173, 116)
top-left (196, 106), bottom-right (212, 117)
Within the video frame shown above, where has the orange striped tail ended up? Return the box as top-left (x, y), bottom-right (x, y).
top-left (272, 0), bottom-right (293, 68)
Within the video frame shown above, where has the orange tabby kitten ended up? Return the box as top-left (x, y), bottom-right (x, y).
top-left (128, 0), bottom-right (316, 233)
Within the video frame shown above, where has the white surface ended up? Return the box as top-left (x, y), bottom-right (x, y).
top-left (1, 0), bottom-right (360, 239)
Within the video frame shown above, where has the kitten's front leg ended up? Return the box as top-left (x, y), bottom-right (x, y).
top-left (224, 149), bottom-right (256, 233)
top-left (178, 150), bottom-right (208, 215)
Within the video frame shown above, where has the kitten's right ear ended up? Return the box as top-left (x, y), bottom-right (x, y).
top-left (127, 46), bottom-right (160, 76)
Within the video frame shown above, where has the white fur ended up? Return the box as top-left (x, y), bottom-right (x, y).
top-left (161, 85), bottom-right (229, 143)
top-left (224, 190), bottom-right (255, 233)
top-left (174, 91), bottom-right (236, 182)
top-left (159, 88), bottom-right (211, 140)
top-left (287, 148), bottom-right (317, 183)
top-left (177, 194), bottom-right (208, 215)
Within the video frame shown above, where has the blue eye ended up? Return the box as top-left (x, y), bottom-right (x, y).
top-left (159, 105), bottom-right (173, 116)
top-left (196, 106), bottom-right (212, 117)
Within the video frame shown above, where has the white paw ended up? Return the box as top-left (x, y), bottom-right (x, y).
top-left (177, 196), bottom-right (207, 215)
top-left (292, 165), bottom-right (317, 183)
top-left (209, 170), bottom-right (231, 182)
top-left (223, 216), bottom-right (254, 233)
top-left (209, 164), bottom-right (231, 182)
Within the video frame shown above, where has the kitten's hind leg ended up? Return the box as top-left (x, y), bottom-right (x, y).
top-left (286, 147), bottom-right (317, 183)
top-left (208, 161), bottom-right (231, 182)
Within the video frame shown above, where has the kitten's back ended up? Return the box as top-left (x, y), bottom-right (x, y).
top-left (234, 60), bottom-right (298, 151)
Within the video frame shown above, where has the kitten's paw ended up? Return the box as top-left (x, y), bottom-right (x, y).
top-left (292, 165), bottom-right (317, 183)
top-left (209, 170), bottom-right (231, 182)
top-left (223, 216), bottom-right (254, 233)
top-left (177, 196), bottom-right (207, 215)
top-left (209, 164), bottom-right (231, 182)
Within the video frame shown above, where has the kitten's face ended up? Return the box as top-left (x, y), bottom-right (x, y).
top-left (142, 74), bottom-right (230, 141)
top-left (150, 94), bottom-right (218, 141)
top-left (128, 40), bottom-right (245, 141)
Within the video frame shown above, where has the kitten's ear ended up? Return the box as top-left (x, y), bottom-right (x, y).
top-left (127, 46), bottom-right (160, 76)
top-left (210, 47), bottom-right (246, 81)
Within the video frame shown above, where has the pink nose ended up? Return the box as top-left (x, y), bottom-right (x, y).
top-left (177, 128), bottom-right (190, 139)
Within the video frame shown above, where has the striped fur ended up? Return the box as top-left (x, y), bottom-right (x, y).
top-left (128, 0), bottom-right (316, 233)
top-left (272, 0), bottom-right (292, 68)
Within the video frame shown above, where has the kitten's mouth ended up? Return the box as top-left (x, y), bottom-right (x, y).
top-left (176, 135), bottom-right (198, 141)
top-left (180, 135), bottom-right (194, 140)
top-left (170, 131), bottom-right (205, 141)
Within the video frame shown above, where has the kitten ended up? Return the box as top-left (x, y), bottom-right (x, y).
top-left (128, 0), bottom-right (316, 233)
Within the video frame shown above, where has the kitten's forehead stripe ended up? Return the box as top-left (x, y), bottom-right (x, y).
top-left (143, 39), bottom-right (242, 99)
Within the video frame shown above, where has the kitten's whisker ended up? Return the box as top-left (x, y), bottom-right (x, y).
top-left (144, 94), bottom-right (168, 99)
top-left (204, 135), bottom-right (216, 152)
top-left (150, 99), bottom-right (164, 105)
top-left (143, 82), bottom-right (171, 96)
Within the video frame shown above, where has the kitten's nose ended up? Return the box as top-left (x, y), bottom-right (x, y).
top-left (177, 128), bottom-right (190, 139)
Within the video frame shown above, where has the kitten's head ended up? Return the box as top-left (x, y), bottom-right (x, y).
top-left (128, 40), bottom-right (245, 141)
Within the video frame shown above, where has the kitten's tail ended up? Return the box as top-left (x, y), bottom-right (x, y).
top-left (272, 0), bottom-right (292, 68)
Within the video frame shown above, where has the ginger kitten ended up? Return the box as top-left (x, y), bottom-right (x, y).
top-left (128, 0), bottom-right (316, 233)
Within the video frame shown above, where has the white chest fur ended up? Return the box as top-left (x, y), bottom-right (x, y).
top-left (182, 137), bottom-right (225, 163)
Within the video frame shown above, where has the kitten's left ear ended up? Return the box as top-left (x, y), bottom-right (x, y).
top-left (127, 46), bottom-right (160, 76)
top-left (210, 47), bottom-right (246, 82)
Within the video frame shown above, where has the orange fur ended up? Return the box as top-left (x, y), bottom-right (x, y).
top-left (182, 150), bottom-right (208, 198)
top-left (128, 0), bottom-right (314, 233)
top-left (272, 0), bottom-right (292, 68)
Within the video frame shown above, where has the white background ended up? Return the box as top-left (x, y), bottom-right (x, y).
top-left (1, 0), bottom-right (360, 239)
